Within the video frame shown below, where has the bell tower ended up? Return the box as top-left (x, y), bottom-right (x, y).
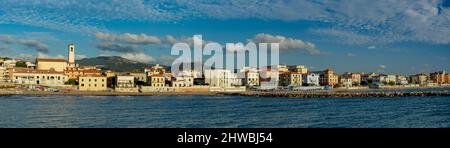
top-left (68, 44), bottom-right (75, 67)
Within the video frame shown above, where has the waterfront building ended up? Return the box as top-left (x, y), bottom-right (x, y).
top-left (319, 68), bottom-right (338, 86)
top-left (259, 67), bottom-right (279, 90)
top-left (430, 71), bottom-right (446, 84)
top-left (150, 74), bottom-right (166, 87)
top-left (241, 67), bottom-right (260, 87)
top-left (104, 71), bottom-right (117, 88)
top-left (128, 72), bottom-right (148, 85)
top-left (339, 78), bottom-right (353, 88)
top-left (11, 68), bottom-right (68, 86)
top-left (445, 74), bottom-right (450, 84)
top-left (204, 69), bottom-right (243, 88)
top-left (145, 64), bottom-right (165, 76)
top-left (288, 65), bottom-right (308, 74)
top-left (385, 75), bottom-right (397, 84)
top-left (279, 72), bottom-right (302, 87)
top-left (65, 67), bottom-right (101, 80)
top-left (302, 73), bottom-right (320, 86)
top-left (175, 70), bottom-right (202, 78)
top-left (171, 76), bottom-right (194, 88)
top-left (341, 72), bottom-right (362, 86)
top-left (78, 76), bottom-right (107, 91)
top-left (410, 74), bottom-right (429, 85)
top-left (277, 64), bottom-right (289, 73)
top-left (396, 75), bottom-right (409, 85)
top-left (361, 73), bottom-right (379, 85)
top-left (0, 67), bottom-right (9, 82)
top-left (116, 75), bottom-right (135, 88)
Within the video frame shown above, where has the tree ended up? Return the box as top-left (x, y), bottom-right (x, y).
top-left (15, 61), bottom-right (27, 67)
top-left (66, 79), bottom-right (78, 85)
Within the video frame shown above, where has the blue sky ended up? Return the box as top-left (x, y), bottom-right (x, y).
top-left (0, 0), bottom-right (449, 75)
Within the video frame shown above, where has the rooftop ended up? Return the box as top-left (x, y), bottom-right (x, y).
top-left (36, 58), bottom-right (67, 63)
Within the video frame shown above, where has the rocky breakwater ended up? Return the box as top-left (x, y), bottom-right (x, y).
top-left (225, 90), bottom-right (450, 98)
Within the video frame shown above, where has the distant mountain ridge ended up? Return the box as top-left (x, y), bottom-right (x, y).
top-left (77, 56), bottom-right (152, 72)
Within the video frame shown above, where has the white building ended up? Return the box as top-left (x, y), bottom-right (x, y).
top-left (385, 75), bottom-right (397, 84)
top-left (205, 69), bottom-right (242, 87)
top-left (396, 75), bottom-right (409, 85)
top-left (302, 73), bottom-right (320, 86)
top-left (259, 67), bottom-right (279, 90)
top-left (12, 68), bottom-right (68, 86)
top-left (241, 67), bottom-right (259, 87)
top-left (116, 75), bottom-right (135, 88)
top-left (172, 76), bottom-right (194, 87)
top-left (339, 78), bottom-right (353, 88)
top-left (176, 70), bottom-right (202, 79)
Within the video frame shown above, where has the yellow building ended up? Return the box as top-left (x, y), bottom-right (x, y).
top-left (65, 67), bottom-right (101, 80)
top-left (150, 74), bottom-right (166, 87)
top-left (36, 58), bottom-right (67, 72)
top-left (145, 64), bottom-right (166, 76)
top-left (36, 44), bottom-right (79, 72)
top-left (288, 65), bottom-right (308, 74)
top-left (320, 68), bottom-right (338, 86)
top-left (79, 76), bottom-right (107, 91)
top-left (445, 74), bottom-right (450, 84)
top-left (279, 72), bottom-right (302, 87)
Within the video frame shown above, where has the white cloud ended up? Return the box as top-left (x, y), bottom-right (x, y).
top-left (76, 54), bottom-right (88, 60)
top-left (37, 52), bottom-right (65, 59)
top-left (0, 35), bottom-right (50, 53)
top-left (368, 46), bottom-right (377, 49)
top-left (120, 53), bottom-right (156, 64)
top-left (96, 32), bottom-right (161, 44)
top-left (96, 42), bottom-right (140, 53)
top-left (249, 33), bottom-right (323, 55)
top-left (1, 0), bottom-right (448, 44)
top-left (347, 53), bottom-right (357, 57)
top-left (158, 55), bottom-right (177, 65)
top-left (378, 65), bottom-right (387, 69)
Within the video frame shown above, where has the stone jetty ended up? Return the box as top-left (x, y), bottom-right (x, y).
top-left (224, 91), bottom-right (450, 98)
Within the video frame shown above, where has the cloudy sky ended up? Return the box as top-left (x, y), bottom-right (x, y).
top-left (0, 0), bottom-right (449, 74)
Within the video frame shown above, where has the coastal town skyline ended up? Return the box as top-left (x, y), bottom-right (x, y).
top-left (0, 0), bottom-right (449, 75)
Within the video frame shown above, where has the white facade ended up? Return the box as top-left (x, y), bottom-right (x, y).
top-left (172, 76), bottom-right (194, 87)
top-left (259, 69), bottom-right (279, 90)
top-left (116, 76), bottom-right (135, 88)
top-left (68, 44), bottom-right (76, 67)
top-left (385, 75), bottom-right (397, 84)
top-left (12, 69), bottom-right (68, 86)
top-left (205, 69), bottom-right (242, 87)
top-left (339, 78), bottom-right (353, 88)
top-left (303, 73), bottom-right (320, 86)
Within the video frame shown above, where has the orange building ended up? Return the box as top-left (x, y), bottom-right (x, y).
top-left (430, 71), bottom-right (446, 84)
top-left (65, 67), bottom-right (101, 80)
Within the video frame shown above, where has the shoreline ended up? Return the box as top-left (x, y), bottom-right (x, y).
top-left (0, 86), bottom-right (448, 98)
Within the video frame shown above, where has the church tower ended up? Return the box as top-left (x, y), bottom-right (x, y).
top-left (68, 44), bottom-right (75, 67)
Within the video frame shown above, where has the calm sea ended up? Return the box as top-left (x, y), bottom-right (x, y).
top-left (0, 94), bottom-right (449, 128)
